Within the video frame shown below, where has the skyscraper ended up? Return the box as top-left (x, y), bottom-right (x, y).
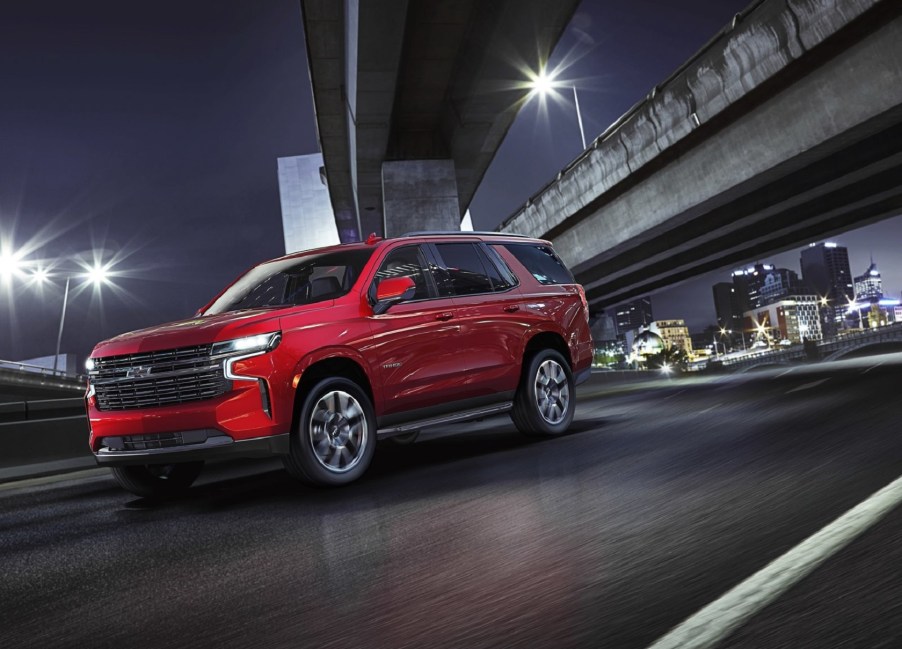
top-left (854, 259), bottom-right (883, 301)
top-left (800, 242), bottom-right (853, 337)
top-left (612, 297), bottom-right (653, 335)
top-left (731, 263), bottom-right (805, 311)
top-left (712, 282), bottom-right (742, 331)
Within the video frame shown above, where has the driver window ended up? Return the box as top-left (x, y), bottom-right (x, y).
top-left (374, 246), bottom-right (432, 301)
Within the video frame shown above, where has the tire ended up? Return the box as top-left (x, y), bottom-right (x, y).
top-left (511, 349), bottom-right (575, 436)
top-left (110, 462), bottom-right (204, 499)
top-left (282, 377), bottom-right (376, 487)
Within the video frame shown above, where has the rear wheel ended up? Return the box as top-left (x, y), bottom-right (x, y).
top-left (282, 378), bottom-right (376, 486)
top-left (110, 462), bottom-right (204, 499)
top-left (511, 349), bottom-right (574, 436)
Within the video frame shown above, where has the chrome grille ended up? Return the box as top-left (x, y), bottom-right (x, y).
top-left (92, 344), bottom-right (215, 378)
top-left (90, 344), bottom-right (231, 411)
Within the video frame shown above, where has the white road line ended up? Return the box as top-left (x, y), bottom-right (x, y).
top-left (785, 378), bottom-right (829, 394)
top-left (775, 368), bottom-right (795, 377)
top-left (645, 473), bottom-right (902, 649)
top-left (861, 360), bottom-right (885, 374)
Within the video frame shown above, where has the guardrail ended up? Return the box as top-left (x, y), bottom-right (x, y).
top-left (0, 359), bottom-right (74, 379)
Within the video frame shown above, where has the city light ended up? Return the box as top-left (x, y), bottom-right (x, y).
top-left (86, 264), bottom-right (111, 286)
top-left (0, 247), bottom-right (25, 282)
top-left (524, 65), bottom-right (587, 150)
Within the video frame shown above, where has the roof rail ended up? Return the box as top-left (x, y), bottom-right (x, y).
top-left (400, 230), bottom-right (531, 238)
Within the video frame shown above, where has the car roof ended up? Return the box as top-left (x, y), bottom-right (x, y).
top-left (268, 231), bottom-right (550, 265)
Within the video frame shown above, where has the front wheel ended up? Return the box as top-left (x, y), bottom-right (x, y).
top-left (110, 462), bottom-right (204, 499)
top-left (511, 349), bottom-right (575, 436)
top-left (282, 378), bottom-right (376, 487)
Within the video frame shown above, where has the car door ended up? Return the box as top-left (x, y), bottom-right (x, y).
top-left (429, 241), bottom-right (525, 401)
top-left (365, 244), bottom-right (464, 420)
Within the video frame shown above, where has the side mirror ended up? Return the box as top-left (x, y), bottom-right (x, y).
top-left (373, 276), bottom-right (416, 315)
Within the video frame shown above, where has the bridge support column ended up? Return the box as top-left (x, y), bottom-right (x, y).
top-left (381, 159), bottom-right (460, 236)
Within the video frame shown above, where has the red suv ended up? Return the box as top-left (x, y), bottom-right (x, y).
top-left (86, 232), bottom-right (593, 497)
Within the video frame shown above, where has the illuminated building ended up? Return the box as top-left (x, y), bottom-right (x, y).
top-left (743, 295), bottom-right (823, 344)
top-left (647, 319), bottom-right (693, 354)
top-left (854, 260), bottom-right (883, 301)
top-left (800, 242), bottom-right (853, 337)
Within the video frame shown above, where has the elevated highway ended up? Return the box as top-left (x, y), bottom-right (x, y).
top-left (499, 0), bottom-right (902, 309)
top-left (301, 0), bottom-right (579, 239)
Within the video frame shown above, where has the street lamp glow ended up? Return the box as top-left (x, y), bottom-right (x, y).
top-left (32, 267), bottom-right (50, 284)
top-left (0, 249), bottom-right (24, 281)
top-left (87, 264), bottom-right (110, 286)
top-left (525, 66), bottom-right (587, 150)
top-left (528, 69), bottom-right (557, 96)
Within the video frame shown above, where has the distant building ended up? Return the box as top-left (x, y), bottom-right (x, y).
top-left (712, 282), bottom-right (742, 332)
top-left (278, 153), bottom-right (340, 254)
top-left (612, 297), bottom-right (653, 335)
top-left (731, 263), bottom-right (804, 311)
top-left (854, 260), bottom-right (883, 302)
top-left (647, 319), bottom-right (692, 354)
top-left (743, 295), bottom-right (823, 344)
top-left (800, 242), bottom-right (853, 337)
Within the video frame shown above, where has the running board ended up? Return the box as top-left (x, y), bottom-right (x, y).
top-left (377, 402), bottom-right (513, 438)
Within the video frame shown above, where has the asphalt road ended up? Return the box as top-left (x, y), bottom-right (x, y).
top-left (2, 355), bottom-right (901, 649)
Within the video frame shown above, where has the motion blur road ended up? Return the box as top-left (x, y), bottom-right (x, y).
top-left (3, 355), bottom-right (901, 649)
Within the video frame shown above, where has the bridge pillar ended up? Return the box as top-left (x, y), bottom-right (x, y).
top-left (381, 159), bottom-right (461, 236)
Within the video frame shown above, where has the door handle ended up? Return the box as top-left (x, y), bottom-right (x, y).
top-left (436, 312), bottom-right (454, 321)
top-left (503, 304), bottom-right (520, 313)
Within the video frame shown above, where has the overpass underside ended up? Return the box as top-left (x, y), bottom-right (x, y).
top-left (500, 0), bottom-right (902, 309)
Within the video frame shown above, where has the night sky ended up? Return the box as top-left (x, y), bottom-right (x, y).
top-left (1, 0), bottom-right (898, 363)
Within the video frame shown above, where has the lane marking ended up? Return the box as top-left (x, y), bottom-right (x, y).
top-left (861, 360), bottom-right (885, 375)
top-left (785, 378), bottom-right (829, 394)
top-left (775, 368), bottom-right (795, 377)
top-left (698, 403), bottom-right (721, 414)
top-left (646, 473), bottom-right (902, 649)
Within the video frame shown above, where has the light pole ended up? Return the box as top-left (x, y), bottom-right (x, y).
top-left (30, 263), bottom-right (112, 374)
top-left (53, 277), bottom-right (70, 373)
top-left (527, 69), bottom-right (588, 151)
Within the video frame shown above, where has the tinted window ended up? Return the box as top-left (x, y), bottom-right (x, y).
top-left (373, 246), bottom-right (433, 301)
top-left (204, 248), bottom-right (374, 315)
top-left (502, 244), bottom-right (575, 285)
top-left (434, 243), bottom-right (497, 296)
top-left (483, 245), bottom-right (518, 290)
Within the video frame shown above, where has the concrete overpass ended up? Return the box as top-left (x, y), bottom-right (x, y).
top-left (301, 0), bottom-right (579, 241)
top-left (499, 0), bottom-right (902, 310)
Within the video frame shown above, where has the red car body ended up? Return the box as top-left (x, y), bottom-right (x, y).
top-left (86, 233), bottom-right (592, 495)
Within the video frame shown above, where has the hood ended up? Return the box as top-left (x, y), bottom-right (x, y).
top-left (91, 306), bottom-right (299, 357)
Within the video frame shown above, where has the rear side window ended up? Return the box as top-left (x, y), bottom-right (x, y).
top-left (502, 243), bottom-right (575, 285)
top-left (434, 243), bottom-right (499, 296)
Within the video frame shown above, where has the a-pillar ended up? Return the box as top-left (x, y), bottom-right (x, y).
top-left (381, 159), bottom-right (461, 236)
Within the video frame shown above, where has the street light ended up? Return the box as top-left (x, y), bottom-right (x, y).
top-left (526, 67), bottom-right (587, 150)
top-left (48, 264), bottom-right (111, 373)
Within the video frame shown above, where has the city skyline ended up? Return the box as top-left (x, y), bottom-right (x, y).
top-left (645, 213), bottom-right (902, 333)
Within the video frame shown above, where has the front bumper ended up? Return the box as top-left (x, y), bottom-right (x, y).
top-left (93, 429), bottom-right (289, 466)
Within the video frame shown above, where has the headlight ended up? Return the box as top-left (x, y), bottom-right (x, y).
top-left (212, 332), bottom-right (281, 357)
top-left (214, 332), bottom-right (282, 382)
top-left (85, 358), bottom-right (96, 372)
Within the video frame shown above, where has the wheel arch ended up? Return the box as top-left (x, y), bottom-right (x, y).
top-left (522, 329), bottom-right (572, 369)
top-left (291, 352), bottom-right (377, 430)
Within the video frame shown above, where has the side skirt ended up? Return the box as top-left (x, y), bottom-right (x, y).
top-left (377, 402), bottom-right (513, 439)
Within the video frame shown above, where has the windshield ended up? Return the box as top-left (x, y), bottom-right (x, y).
top-left (203, 248), bottom-right (375, 316)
